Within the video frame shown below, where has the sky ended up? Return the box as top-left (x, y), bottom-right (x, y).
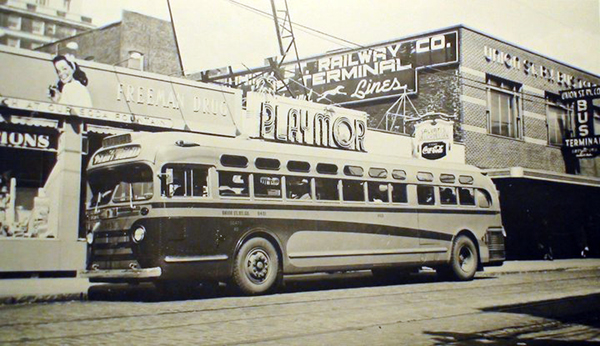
top-left (80, 0), bottom-right (600, 76)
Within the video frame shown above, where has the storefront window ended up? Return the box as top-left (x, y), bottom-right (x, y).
top-left (487, 75), bottom-right (522, 139)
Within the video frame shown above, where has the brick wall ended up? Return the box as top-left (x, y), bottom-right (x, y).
top-left (354, 66), bottom-right (463, 141)
top-left (459, 27), bottom-right (600, 175)
top-left (38, 11), bottom-right (182, 77)
top-left (120, 11), bottom-right (182, 76)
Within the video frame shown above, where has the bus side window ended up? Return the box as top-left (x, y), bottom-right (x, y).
top-left (440, 186), bottom-right (457, 205)
top-left (171, 167), bottom-right (188, 197)
top-left (368, 182), bottom-right (389, 203)
top-left (192, 168), bottom-right (209, 197)
top-left (476, 188), bottom-right (492, 208)
top-left (391, 183), bottom-right (407, 203)
top-left (219, 171), bottom-right (249, 197)
top-left (417, 185), bottom-right (435, 205)
top-left (342, 180), bottom-right (365, 201)
top-left (458, 187), bottom-right (475, 206)
top-left (286, 176), bottom-right (312, 200)
top-left (254, 174), bottom-right (282, 198)
top-left (315, 178), bottom-right (339, 201)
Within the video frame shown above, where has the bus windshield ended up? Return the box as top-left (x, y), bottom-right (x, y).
top-left (88, 163), bottom-right (154, 207)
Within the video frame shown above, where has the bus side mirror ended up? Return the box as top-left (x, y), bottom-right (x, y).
top-left (158, 169), bottom-right (174, 198)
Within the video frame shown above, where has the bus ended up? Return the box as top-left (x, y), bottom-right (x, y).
top-left (82, 131), bottom-right (505, 295)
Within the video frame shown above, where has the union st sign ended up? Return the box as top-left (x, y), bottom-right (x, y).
top-left (559, 87), bottom-right (600, 158)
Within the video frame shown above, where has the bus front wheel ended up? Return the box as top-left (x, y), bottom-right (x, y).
top-left (233, 237), bottom-right (280, 295)
top-left (441, 235), bottom-right (478, 281)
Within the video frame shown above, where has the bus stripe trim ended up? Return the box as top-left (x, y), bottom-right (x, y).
top-left (149, 202), bottom-right (498, 215)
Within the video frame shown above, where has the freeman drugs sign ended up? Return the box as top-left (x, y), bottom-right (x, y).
top-left (246, 92), bottom-right (367, 151)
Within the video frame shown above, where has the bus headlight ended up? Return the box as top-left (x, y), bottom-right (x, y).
top-left (132, 226), bottom-right (146, 243)
top-left (86, 232), bottom-right (94, 245)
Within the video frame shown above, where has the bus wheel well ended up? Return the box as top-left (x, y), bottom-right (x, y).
top-left (238, 229), bottom-right (284, 271)
top-left (455, 230), bottom-right (482, 270)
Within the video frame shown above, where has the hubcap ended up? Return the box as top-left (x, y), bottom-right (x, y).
top-left (245, 248), bottom-right (270, 283)
top-left (458, 246), bottom-right (475, 272)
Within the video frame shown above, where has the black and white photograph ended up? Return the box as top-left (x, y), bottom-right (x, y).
top-left (0, 0), bottom-right (599, 344)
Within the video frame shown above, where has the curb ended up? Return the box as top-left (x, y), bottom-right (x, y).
top-left (478, 265), bottom-right (600, 277)
top-left (0, 292), bottom-right (88, 305)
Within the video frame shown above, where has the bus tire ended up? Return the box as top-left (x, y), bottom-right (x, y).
top-left (443, 235), bottom-right (478, 281)
top-left (233, 237), bottom-right (280, 295)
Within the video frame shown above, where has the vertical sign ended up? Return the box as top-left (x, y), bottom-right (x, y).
top-left (574, 99), bottom-right (594, 138)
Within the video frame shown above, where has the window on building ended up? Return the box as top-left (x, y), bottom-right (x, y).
top-left (36, 0), bottom-right (49, 6)
top-left (127, 51), bottom-right (144, 71)
top-left (546, 93), bottom-right (572, 146)
top-left (6, 37), bottom-right (20, 48)
top-left (487, 75), bottom-right (522, 139)
top-left (63, 0), bottom-right (72, 11)
top-left (8, 15), bottom-right (21, 30)
top-left (32, 20), bottom-right (45, 35)
top-left (45, 23), bottom-right (56, 36)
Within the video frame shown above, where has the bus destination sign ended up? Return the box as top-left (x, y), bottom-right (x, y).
top-left (246, 92), bottom-right (368, 152)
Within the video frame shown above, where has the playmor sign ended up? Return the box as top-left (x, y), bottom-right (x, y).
top-left (246, 92), bottom-right (367, 151)
top-left (0, 47), bottom-right (242, 137)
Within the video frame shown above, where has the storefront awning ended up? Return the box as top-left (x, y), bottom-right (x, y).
top-left (1, 115), bottom-right (58, 129)
top-left (485, 167), bottom-right (600, 188)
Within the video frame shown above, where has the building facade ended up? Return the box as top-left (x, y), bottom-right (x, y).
top-left (0, 0), bottom-right (94, 50)
top-left (208, 25), bottom-right (600, 259)
top-left (37, 10), bottom-right (183, 77)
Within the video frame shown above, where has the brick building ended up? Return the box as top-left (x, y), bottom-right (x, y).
top-left (206, 25), bottom-right (600, 259)
top-left (0, 0), bottom-right (94, 50)
top-left (37, 10), bottom-right (182, 76)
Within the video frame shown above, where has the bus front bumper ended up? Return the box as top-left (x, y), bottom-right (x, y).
top-left (80, 267), bottom-right (162, 280)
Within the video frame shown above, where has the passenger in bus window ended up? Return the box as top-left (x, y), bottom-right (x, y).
top-left (440, 187), bottom-right (457, 205)
top-left (287, 177), bottom-right (311, 200)
top-left (219, 172), bottom-right (249, 196)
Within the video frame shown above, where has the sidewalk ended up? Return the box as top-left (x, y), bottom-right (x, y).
top-left (1, 259), bottom-right (599, 304)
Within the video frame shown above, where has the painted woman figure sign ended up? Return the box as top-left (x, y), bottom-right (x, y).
top-left (48, 54), bottom-right (93, 108)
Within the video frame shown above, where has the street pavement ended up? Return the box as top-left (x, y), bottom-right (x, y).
top-left (0, 258), bottom-right (599, 304)
top-left (0, 264), bottom-right (598, 345)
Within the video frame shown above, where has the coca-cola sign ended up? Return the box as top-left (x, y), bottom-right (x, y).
top-left (421, 141), bottom-right (446, 160)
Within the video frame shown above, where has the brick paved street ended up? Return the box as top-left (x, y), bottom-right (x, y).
top-left (0, 269), bottom-right (599, 345)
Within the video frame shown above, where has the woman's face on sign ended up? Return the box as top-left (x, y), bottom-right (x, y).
top-left (54, 60), bottom-right (74, 83)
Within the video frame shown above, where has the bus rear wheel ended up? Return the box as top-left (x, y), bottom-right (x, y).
top-left (233, 237), bottom-right (280, 295)
top-left (441, 235), bottom-right (478, 281)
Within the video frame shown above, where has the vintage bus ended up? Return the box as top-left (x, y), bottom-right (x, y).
top-left (82, 131), bottom-right (505, 294)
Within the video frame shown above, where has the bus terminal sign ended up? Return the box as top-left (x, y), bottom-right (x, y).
top-left (560, 87), bottom-right (600, 158)
top-left (247, 92), bottom-right (367, 151)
